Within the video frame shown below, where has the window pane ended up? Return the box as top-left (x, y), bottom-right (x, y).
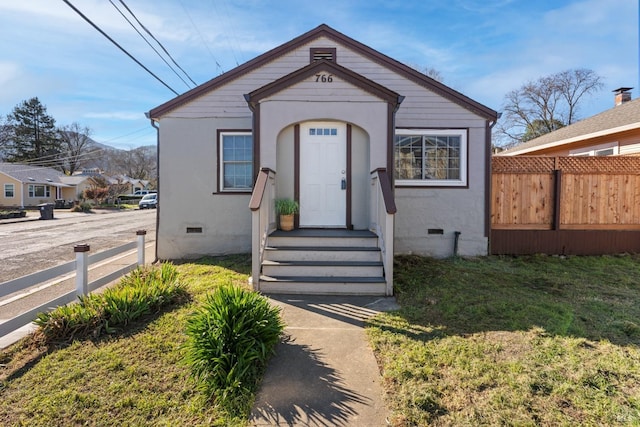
top-left (395, 132), bottom-right (464, 183)
top-left (221, 133), bottom-right (253, 190)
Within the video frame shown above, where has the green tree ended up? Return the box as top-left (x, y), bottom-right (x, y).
top-left (3, 97), bottom-right (61, 164)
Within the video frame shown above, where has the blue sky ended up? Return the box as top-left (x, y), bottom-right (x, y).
top-left (0, 0), bottom-right (637, 150)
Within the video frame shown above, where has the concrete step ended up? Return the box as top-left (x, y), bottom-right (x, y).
top-left (263, 246), bottom-right (381, 262)
top-left (262, 260), bottom-right (383, 277)
top-left (268, 229), bottom-right (378, 248)
top-left (259, 275), bottom-right (387, 295)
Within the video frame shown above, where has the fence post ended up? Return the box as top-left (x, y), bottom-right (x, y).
top-left (74, 244), bottom-right (90, 296)
top-left (136, 230), bottom-right (146, 266)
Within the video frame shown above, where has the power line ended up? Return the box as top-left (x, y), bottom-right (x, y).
top-left (118, 0), bottom-right (198, 86)
top-left (109, 0), bottom-right (193, 89)
top-left (179, 0), bottom-right (224, 74)
top-left (61, 0), bottom-right (179, 96)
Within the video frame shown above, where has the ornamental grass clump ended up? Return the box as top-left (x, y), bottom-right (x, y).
top-left (34, 263), bottom-right (186, 344)
top-left (183, 284), bottom-right (284, 416)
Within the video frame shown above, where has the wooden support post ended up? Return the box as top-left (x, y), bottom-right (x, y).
top-left (552, 169), bottom-right (562, 230)
top-left (136, 230), bottom-right (146, 266)
top-left (74, 244), bottom-right (90, 296)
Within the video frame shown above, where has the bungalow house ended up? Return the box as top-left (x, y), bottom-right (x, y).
top-left (498, 88), bottom-right (640, 157)
top-left (148, 24), bottom-right (498, 295)
top-left (0, 162), bottom-right (75, 208)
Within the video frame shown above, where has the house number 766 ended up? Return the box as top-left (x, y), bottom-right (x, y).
top-left (315, 74), bottom-right (333, 83)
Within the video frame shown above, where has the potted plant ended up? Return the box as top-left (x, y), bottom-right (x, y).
top-left (275, 198), bottom-right (299, 231)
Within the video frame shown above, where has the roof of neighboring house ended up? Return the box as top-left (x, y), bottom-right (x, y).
top-left (149, 24), bottom-right (497, 121)
top-left (499, 97), bottom-right (640, 156)
top-left (0, 162), bottom-right (71, 187)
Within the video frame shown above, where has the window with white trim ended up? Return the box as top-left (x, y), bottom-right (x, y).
top-left (4, 183), bottom-right (14, 198)
top-left (220, 132), bottom-right (253, 191)
top-left (569, 142), bottom-right (618, 157)
top-left (394, 129), bottom-right (467, 186)
top-left (28, 184), bottom-right (50, 198)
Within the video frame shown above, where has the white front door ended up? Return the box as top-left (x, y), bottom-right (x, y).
top-left (300, 122), bottom-right (347, 227)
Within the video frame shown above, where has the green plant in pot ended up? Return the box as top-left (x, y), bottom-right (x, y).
top-left (275, 198), bottom-right (299, 231)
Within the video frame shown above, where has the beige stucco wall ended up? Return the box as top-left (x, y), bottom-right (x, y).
top-left (394, 126), bottom-right (489, 257)
top-left (156, 116), bottom-right (253, 259)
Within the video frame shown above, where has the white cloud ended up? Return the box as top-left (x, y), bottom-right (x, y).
top-left (84, 111), bottom-right (146, 121)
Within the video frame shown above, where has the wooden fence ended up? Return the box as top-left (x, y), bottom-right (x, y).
top-left (491, 156), bottom-right (640, 255)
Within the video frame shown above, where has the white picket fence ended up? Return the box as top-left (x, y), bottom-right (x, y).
top-left (0, 230), bottom-right (148, 338)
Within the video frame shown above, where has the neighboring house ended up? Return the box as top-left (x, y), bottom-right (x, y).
top-left (0, 162), bottom-right (74, 208)
top-left (111, 175), bottom-right (151, 194)
top-left (148, 24), bottom-right (498, 295)
top-left (498, 88), bottom-right (640, 157)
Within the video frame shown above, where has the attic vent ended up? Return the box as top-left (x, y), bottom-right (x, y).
top-left (28, 177), bottom-right (35, 181)
top-left (310, 47), bottom-right (336, 62)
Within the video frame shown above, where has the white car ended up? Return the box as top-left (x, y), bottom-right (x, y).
top-left (138, 193), bottom-right (157, 209)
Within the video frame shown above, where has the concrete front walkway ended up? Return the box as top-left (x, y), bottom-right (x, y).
top-left (250, 295), bottom-right (399, 427)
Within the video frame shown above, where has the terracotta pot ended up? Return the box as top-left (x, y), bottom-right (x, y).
top-left (279, 214), bottom-right (294, 231)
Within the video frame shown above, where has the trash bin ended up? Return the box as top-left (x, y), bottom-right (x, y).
top-left (38, 203), bottom-right (54, 220)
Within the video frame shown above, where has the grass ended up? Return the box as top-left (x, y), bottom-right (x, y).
top-left (0, 255), bottom-right (254, 426)
top-left (2, 253), bottom-right (640, 426)
top-left (368, 254), bottom-right (640, 426)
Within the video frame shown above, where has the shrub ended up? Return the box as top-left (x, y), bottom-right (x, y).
top-left (34, 264), bottom-right (186, 343)
top-left (183, 285), bottom-right (284, 415)
top-left (70, 202), bottom-right (93, 213)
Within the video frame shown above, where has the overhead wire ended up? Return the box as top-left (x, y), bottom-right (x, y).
top-left (61, 0), bottom-right (180, 96)
top-left (117, 0), bottom-right (198, 86)
top-left (108, 0), bottom-right (193, 89)
top-left (219, 0), bottom-right (242, 66)
top-left (178, 0), bottom-right (224, 74)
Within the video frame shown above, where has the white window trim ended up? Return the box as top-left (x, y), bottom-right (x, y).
top-left (569, 141), bottom-right (618, 157)
top-left (219, 131), bottom-right (253, 192)
top-left (28, 184), bottom-right (51, 198)
top-left (4, 183), bottom-right (14, 198)
top-left (394, 128), bottom-right (468, 187)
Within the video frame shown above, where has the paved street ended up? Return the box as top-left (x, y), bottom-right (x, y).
top-left (0, 208), bottom-right (156, 283)
top-left (0, 209), bottom-right (157, 346)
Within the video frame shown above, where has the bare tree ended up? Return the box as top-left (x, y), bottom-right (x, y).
top-left (107, 146), bottom-right (157, 186)
top-left (58, 122), bottom-right (97, 175)
top-left (494, 68), bottom-right (604, 147)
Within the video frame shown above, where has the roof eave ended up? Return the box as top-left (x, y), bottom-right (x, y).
top-left (499, 122), bottom-right (640, 156)
top-left (148, 24), bottom-right (497, 121)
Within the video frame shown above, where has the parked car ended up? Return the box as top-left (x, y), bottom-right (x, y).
top-left (138, 193), bottom-right (158, 209)
top-left (117, 190), bottom-right (157, 204)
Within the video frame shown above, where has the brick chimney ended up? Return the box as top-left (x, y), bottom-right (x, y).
top-left (613, 87), bottom-right (632, 106)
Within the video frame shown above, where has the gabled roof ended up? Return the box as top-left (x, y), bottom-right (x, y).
top-left (149, 24), bottom-right (497, 120)
top-left (0, 162), bottom-right (70, 187)
top-left (499, 97), bottom-right (640, 156)
top-left (245, 59), bottom-right (402, 107)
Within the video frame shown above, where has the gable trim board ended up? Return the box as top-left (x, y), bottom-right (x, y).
top-left (149, 24), bottom-right (497, 261)
top-left (148, 24), bottom-right (496, 122)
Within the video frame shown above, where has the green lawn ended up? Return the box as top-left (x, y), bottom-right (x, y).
top-left (0, 256), bottom-right (253, 427)
top-left (2, 254), bottom-right (640, 426)
top-left (368, 255), bottom-right (640, 426)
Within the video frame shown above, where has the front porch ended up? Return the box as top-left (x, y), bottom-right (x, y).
top-left (250, 168), bottom-right (395, 296)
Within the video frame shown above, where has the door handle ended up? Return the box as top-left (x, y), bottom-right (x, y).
top-left (341, 178), bottom-right (346, 190)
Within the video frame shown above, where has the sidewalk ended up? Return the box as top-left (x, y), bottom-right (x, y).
top-left (0, 241), bottom-right (155, 349)
top-left (0, 208), bottom-right (122, 225)
top-left (250, 295), bottom-right (399, 427)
